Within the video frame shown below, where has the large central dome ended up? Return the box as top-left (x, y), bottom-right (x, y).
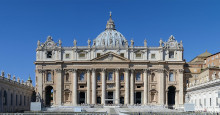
top-left (94, 13), bottom-right (127, 47)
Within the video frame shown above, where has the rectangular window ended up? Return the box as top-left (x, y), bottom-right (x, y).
top-left (204, 98), bottom-right (206, 107)
top-left (120, 53), bottom-right (124, 57)
top-left (137, 86), bottom-right (141, 88)
top-left (210, 98), bottom-right (212, 106)
top-left (169, 72), bottom-right (174, 81)
top-left (121, 86), bottom-right (124, 88)
top-left (97, 53), bottom-right (101, 57)
top-left (65, 54), bottom-right (70, 59)
top-left (136, 53), bottom-right (142, 58)
top-left (79, 53), bottom-right (86, 58)
top-left (151, 54), bottom-right (156, 59)
top-left (216, 97), bottom-right (218, 106)
top-left (47, 51), bottom-right (52, 58)
top-left (169, 51), bottom-right (174, 58)
top-left (80, 86), bottom-right (84, 88)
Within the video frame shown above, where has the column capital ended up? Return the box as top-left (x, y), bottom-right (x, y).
top-left (37, 69), bottom-right (44, 73)
top-left (86, 69), bottom-right (91, 73)
top-left (91, 68), bottom-right (96, 72)
top-left (115, 68), bottom-right (120, 72)
top-left (157, 69), bottom-right (165, 73)
top-left (124, 68), bottom-right (130, 72)
top-left (71, 69), bottom-right (77, 73)
top-left (178, 69), bottom-right (184, 74)
top-left (64, 69), bottom-right (71, 73)
top-left (101, 68), bottom-right (106, 72)
top-left (143, 69), bottom-right (150, 73)
top-left (55, 68), bottom-right (62, 73)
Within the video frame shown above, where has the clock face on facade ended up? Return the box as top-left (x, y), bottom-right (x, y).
top-left (170, 42), bottom-right (175, 47)
top-left (47, 42), bottom-right (52, 47)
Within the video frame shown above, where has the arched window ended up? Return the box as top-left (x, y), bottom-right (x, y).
top-left (66, 73), bottom-right (69, 82)
top-left (169, 72), bottom-right (174, 81)
top-left (136, 72), bottom-right (141, 81)
top-left (108, 72), bottom-right (113, 81)
top-left (47, 72), bottom-right (52, 81)
top-left (120, 73), bottom-right (124, 81)
top-left (80, 73), bottom-right (85, 81)
top-left (151, 73), bottom-right (155, 82)
top-left (97, 73), bottom-right (101, 81)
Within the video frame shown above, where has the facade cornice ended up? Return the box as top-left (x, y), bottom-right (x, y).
top-left (187, 78), bottom-right (220, 91)
top-left (0, 77), bottom-right (34, 90)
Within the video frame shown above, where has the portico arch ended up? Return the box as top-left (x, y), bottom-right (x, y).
top-left (45, 86), bottom-right (53, 106)
top-left (168, 86), bottom-right (176, 107)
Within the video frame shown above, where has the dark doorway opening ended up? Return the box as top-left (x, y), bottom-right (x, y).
top-left (79, 92), bottom-right (85, 104)
top-left (135, 92), bottom-right (141, 104)
top-left (97, 97), bottom-right (101, 104)
top-left (120, 97), bottom-right (124, 104)
top-left (45, 86), bottom-right (53, 106)
top-left (107, 92), bottom-right (113, 104)
top-left (168, 86), bottom-right (176, 107)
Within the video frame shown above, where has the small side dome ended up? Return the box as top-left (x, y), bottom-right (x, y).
top-left (93, 12), bottom-right (127, 47)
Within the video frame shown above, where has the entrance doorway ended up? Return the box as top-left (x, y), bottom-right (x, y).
top-left (79, 92), bottom-right (85, 104)
top-left (120, 97), bottom-right (124, 104)
top-left (97, 97), bottom-right (101, 104)
top-left (45, 86), bottom-right (53, 106)
top-left (107, 92), bottom-right (113, 104)
top-left (135, 92), bottom-right (142, 104)
top-left (168, 86), bottom-right (176, 106)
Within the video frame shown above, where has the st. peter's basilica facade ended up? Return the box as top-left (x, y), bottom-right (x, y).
top-left (35, 14), bottom-right (185, 108)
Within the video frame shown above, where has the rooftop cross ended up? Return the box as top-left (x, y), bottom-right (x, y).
top-left (110, 11), bottom-right (112, 17)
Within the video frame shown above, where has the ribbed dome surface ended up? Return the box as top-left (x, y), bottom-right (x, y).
top-left (95, 29), bottom-right (126, 47)
top-left (93, 13), bottom-right (127, 47)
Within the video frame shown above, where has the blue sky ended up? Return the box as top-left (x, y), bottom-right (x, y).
top-left (0, 0), bottom-right (219, 85)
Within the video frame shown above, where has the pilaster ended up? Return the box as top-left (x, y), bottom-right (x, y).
top-left (55, 68), bottom-right (62, 105)
top-left (125, 69), bottom-right (130, 105)
top-left (143, 69), bottom-right (149, 105)
top-left (87, 69), bottom-right (91, 104)
top-left (101, 69), bottom-right (106, 105)
top-left (158, 69), bottom-right (165, 105)
top-left (92, 69), bottom-right (96, 104)
top-left (130, 69), bottom-right (134, 105)
top-left (178, 69), bottom-right (184, 106)
top-left (115, 69), bottom-right (120, 104)
top-left (72, 69), bottom-right (77, 106)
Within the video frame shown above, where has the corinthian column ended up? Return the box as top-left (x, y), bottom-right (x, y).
top-left (130, 69), bottom-right (134, 105)
top-left (72, 69), bottom-right (77, 106)
top-left (115, 69), bottom-right (120, 104)
top-left (125, 69), bottom-right (130, 105)
top-left (55, 69), bottom-right (62, 105)
top-left (158, 69), bottom-right (165, 105)
top-left (178, 69), bottom-right (184, 106)
top-left (87, 69), bottom-right (91, 104)
top-left (37, 69), bottom-right (44, 100)
top-left (144, 69), bottom-right (148, 105)
top-left (101, 69), bottom-right (106, 105)
top-left (92, 69), bottom-right (96, 104)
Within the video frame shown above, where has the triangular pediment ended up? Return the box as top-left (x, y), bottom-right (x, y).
top-left (91, 52), bottom-right (129, 62)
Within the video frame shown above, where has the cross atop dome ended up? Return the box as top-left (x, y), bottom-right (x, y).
top-left (106, 12), bottom-right (115, 30)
